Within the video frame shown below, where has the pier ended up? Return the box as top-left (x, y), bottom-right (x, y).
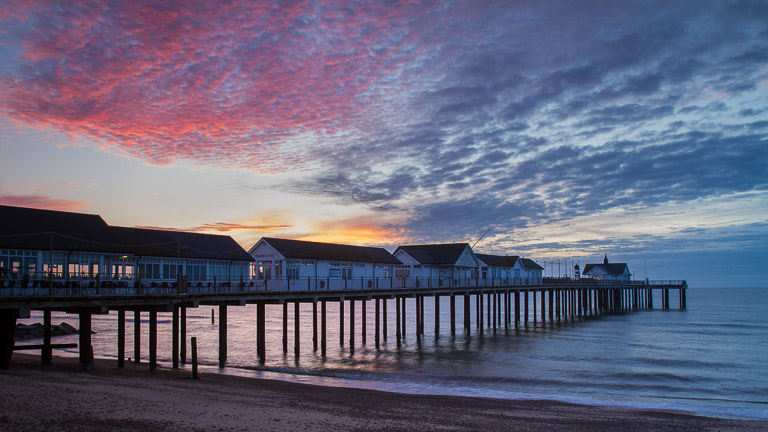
top-left (0, 278), bottom-right (687, 371)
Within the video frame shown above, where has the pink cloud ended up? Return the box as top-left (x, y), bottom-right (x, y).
top-left (0, 194), bottom-right (88, 211)
top-left (0, 1), bottom-right (436, 172)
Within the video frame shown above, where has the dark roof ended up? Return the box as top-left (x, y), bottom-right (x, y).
top-left (259, 238), bottom-right (401, 264)
top-left (519, 258), bottom-right (544, 270)
top-left (583, 263), bottom-right (629, 276)
top-left (394, 243), bottom-right (472, 265)
top-left (0, 205), bottom-right (252, 261)
top-left (475, 253), bottom-right (519, 267)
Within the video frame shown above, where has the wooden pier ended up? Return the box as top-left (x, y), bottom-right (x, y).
top-left (0, 280), bottom-right (687, 371)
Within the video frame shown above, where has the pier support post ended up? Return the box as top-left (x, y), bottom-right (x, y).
top-left (134, 311), bottom-right (141, 363)
top-left (401, 297), bottom-right (406, 338)
top-left (282, 302), bottom-right (288, 353)
top-left (532, 290), bottom-right (536, 323)
top-left (295, 302), bottom-right (300, 357)
top-left (524, 291), bottom-right (529, 325)
top-left (492, 292), bottom-right (497, 332)
top-left (504, 291), bottom-right (509, 329)
top-left (257, 302), bottom-right (266, 364)
top-left (382, 299), bottom-right (388, 341)
top-left (42, 309), bottom-right (52, 365)
top-left (514, 291), bottom-right (520, 327)
top-left (463, 294), bottom-right (470, 332)
top-left (415, 296), bottom-right (421, 338)
top-left (321, 301), bottom-right (327, 357)
top-left (0, 309), bottom-right (18, 370)
top-left (148, 310), bottom-right (157, 373)
top-left (540, 290), bottom-right (545, 322)
top-left (172, 305), bottom-right (179, 369)
top-left (435, 295), bottom-right (440, 335)
top-left (181, 306), bottom-right (187, 364)
top-left (117, 309), bottom-right (125, 368)
top-left (350, 299), bottom-right (355, 351)
top-left (396, 296), bottom-right (401, 344)
top-left (681, 288), bottom-right (687, 309)
top-left (375, 298), bottom-right (380, 348)
top-left (339, 299), bottom-right (345, 346)
top-left (450, 294), bottom-right (456, 335)
top-left (548, 289), bottom-right (554, 322)
top-left (361, 299), bottom-right (366, 345)
top-left (219, 305), bottom-right (227, 368)
top-left (479, 293), bottom-right (484, 332)
top-left (313, 300), bottom-right (318, 351)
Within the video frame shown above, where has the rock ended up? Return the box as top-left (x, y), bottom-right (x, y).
top-left (57, 322), bottom-right (78, 334)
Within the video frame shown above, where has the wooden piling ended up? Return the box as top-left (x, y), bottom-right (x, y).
top-left (361, 299), bottom-right (366, 345)
top-left (350, 299), bottom-right (355, 350)
top-left (218, 305), bottom-right (227, 368)
top-left (172, 306), bottom-right (179, 369)
top-left (257, 302), bottom-right (266, 364)
top-left (191, 337), bottom-right (198, 379)
top-left (149, 310), bottom-right (157, 373)
top-left (401, 297), bottom-right (406, 338)
top-left (180, 306), bottom-right (187, 364)
top-left (514, 291), bottom-right (520, 327)
top-left (524, 291), bottom-right (529, 325)
top-left (340, 299), bottom-right (345, 346)
top-left (450, 294), bottom-right (456, 335)
top-left (42, 309), bottom-right (52, 365)
top-left (532, 290), bottom-right (537, 323)
top-left (294, 302), bottom-right (300, 357)
top-left (313, 300), bottom-right (318, 351)
top-left (463, 294), bottom-right (470, 332)
top-left (79, 311), bottom-right (94, 372)
top-left (396, 296), bottom-right (401, 344)
top-left (282, 302), bottom-right (288, 353)
top-left (321, 300), bottom-right (327, 358)
top-left (375, 298), bottom-right (380, 348)
top-left (133, 310), bottom-right (141, 364)
top-left (382, 299), bottom-right (388, 341)
top-left (435, 295), bottom-right (440, 335)
top-left (117, 309), bottom-right (125, 368)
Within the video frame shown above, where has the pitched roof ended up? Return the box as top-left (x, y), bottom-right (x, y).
top-left (259, 238), bottom-right (401, 264)
top-left (475, 253), bottom-right (519, 267)
top-left (394, 243), bottom-right (472, 265)
top-left (583, 263), bottom-right (629, 276)
top-left (519, 258), bottom-right (544, 270)
top-left (0, 205), bottom-right (252, 261)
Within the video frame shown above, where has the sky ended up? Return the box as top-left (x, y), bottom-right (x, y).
top-left (1, 1), bottom-right (767, 287)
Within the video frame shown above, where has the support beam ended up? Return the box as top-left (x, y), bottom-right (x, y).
top-left (283, 302), bottom-right (288, 353)
top-left (450, 294), bottom-right (456, 335)
top-left (361, 299), bottom-right (366, 345)
top-left (257, 302), bottom-right (266, 364)
top-left (180, 306), bottom-right (187, 364)
top-left (42, 310), bottom-right (52, 365)
top-left (117, 309), bottom-right (125, 368)
top-left (313, 300), bottom-right (318, 352)
top-left (0, 309), bottom-right (19, 370)
top-left (294, 302), bottom-right (300, 357)
top-left (375, 298), bottom-right (380, 349)
top-left (148, 311), bottom-right (157, 373)
top-left (463, 294), bottom-right (470, 332)
top-left (350, 299), bottom-right (355, 351)
top-left (396, 297), bottom-right (401, 344)
top-left (434, 295), bottom-right (440, 335)
top-left (382, 299), bottom-right (388, 341)
top-left (219, 305), bottom-right (227, 368)
top-left (133, 311), bottom-right (141, 364)
top-left (339, 299), bottom-right (345, 346)
top-left (321, 301), bottom-right (327, 357)
top-left (172, 306), bottom-right (179, 369)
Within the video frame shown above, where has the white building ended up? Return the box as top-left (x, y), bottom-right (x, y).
top-left (583, 254), bottom-right (631, 281)
top-left (476, 253), bottom-right (530, 285)
top-left (392, 243), bottom-right (481, 287)
top-left (248, 237), bottom-right (402, 290)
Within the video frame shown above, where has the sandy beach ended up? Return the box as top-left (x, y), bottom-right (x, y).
top-left (0, 354), bottom-right (765, 431)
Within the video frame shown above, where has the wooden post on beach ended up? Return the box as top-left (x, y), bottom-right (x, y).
top-left (191, 337), bottom-right (198, 379)
top-left (532, 290), bottom-right (536, 324)
top-left (294, 302), bottom-right (300, 357)
top-left (320, 300), bottom-right (327, 357)
top-left (117, 309), bottom-right (125, 368)
top-left (313, 300), bottom-right (318, 352)
top-left (435, 295), bottom-right (440, 335)
top-left (134, 310), bottom-right (141, 364)
top-left (149, 310), bottom-right (157, 373)
top-left (42, 309), bottom-right (52, 366)
top-left (257, 302), bottom-right (266, 364)
top-left (450, 294), bottom-right (456, 335)
top-left (181, 306), bottom-right (187, 364)
top-left (79, 311), bottom-right (94, 372)
top-left (172, 305), bottom-right (179, 369)
top-left (219, 305), bottom-right (227, 368)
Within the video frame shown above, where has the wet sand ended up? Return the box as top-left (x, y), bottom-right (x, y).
top-left (1, 354), bottom-right (766, 431)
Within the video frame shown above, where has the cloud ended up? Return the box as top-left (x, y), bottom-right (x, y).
top-left (0, 194), bottom-right (88, 211)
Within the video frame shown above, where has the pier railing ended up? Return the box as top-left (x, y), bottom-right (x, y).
top-left (0, 272), bottom-right (686, 298)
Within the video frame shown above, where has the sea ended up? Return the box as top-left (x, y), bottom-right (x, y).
top-left (16, 287), bottom-right (768, 421)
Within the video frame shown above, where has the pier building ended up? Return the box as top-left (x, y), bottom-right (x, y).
top-left (583, 254), bottom-right (631, 281)
top-left (248, 237), bottom-right (402, 290)
top-left (393, 243), bottom-right (481, 287)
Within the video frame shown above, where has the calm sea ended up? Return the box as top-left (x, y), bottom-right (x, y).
top-left (17, 287), bottom-right (768, 420)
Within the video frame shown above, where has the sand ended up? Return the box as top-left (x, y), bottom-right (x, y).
top-left (1, 354), bottom-right (766, 432)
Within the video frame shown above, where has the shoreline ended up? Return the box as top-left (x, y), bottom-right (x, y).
top-left (1, 354), bottom-right (767, 431)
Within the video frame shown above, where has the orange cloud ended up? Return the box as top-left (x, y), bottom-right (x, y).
top-left (0, 194), bottom-right (88, 211)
